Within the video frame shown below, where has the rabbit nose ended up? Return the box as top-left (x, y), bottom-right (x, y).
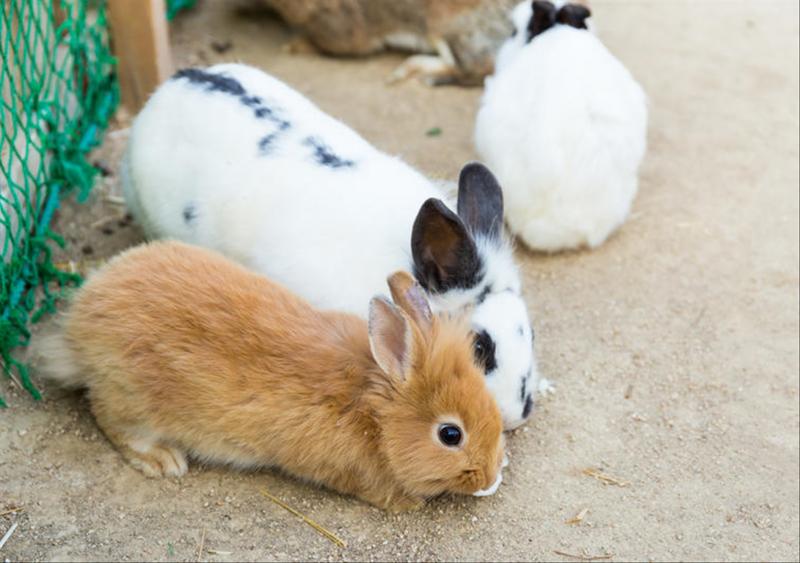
top-left (473, 470), bottom-right (503, 497)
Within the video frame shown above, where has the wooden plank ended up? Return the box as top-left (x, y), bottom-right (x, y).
top-left (107, 0), bottom-right (172, 114)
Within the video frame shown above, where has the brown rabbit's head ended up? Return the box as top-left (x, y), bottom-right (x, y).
top-left (367, 271), bottom-right (505, 499)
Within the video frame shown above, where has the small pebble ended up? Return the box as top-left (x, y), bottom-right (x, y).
top-left (211, 40), bottom-right (233, 54)
top-left (93, 160), bottom-right (113, 177)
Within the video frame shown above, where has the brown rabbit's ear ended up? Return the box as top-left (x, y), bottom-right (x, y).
top-left (387, 271), bottom-right (432, 332)
top-left (368, 296), bottom-right (413, 381)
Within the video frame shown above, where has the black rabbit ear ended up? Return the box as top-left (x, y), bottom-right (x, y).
top-left (557, 3), bottom-right (592, 29)
top-left (529, 1), bottom-right (558, 41)
top-left (411, 199), bottom-right (482, 293)
top-left (457, 162), bottom-right (504, 240)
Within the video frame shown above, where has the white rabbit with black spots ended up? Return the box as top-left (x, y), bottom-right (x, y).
top-left (122, 63), bottom-right (546, 430)
top-left (476, 1), bottom-right (648, 252)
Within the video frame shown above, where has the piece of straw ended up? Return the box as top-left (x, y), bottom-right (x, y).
top-left (581, 468), bottom-right (629, 487)
top-left (196, 528), bottom-right (206, 562)
top-left (553, 549), bottom-right (613, 561)
top-left (0, 522), bottom-right (18, 551)
top-left (259, 489), bottom-right (345, 548)
top-left (565, 507), bottom-right (589, 525)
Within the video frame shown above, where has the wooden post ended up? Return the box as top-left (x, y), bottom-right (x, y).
top-left (107, 0), bottom-right (172, 114)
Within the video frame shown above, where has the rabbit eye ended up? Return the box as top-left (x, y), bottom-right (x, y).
top-left (438, 424), bottom-right (463, 447)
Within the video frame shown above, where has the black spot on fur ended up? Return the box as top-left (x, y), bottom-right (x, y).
top-left (476, 285), bottom-right (493, 305)
top-left (258, 132), bottom-right (279, 155)
top-left (174, 69), bottom-right (292, 133)
top-left (303, 136), bottom-right (354, 169)
top-left (182, 203), bottom-right (198, 224)
top-left (522, 394), bottom-right (534, 419)
top-left (240, 95), bottom-right (262, 107)
top-left (473, 330), bottom-right (498, 374)
top-left (245, 98), bottom-right (290, 130)
top-left (173, 68), bottom-right (245, 96)
top-left (520, 376), bottom-right (527, 402)
top-left (518, 325), bottom-right (525, 336)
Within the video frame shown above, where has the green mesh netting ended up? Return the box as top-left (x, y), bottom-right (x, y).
top-left (167, 0), bottom-right (196, 21)
top-left (0, 0), bottom-right (118, 407)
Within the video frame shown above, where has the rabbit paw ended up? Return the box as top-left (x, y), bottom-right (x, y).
top-left (537, 377), bottom-right (555, 397)
top-left (387, 38), bottom-right (459, 86)
top-left (125, 440), bottom-right (189, 478)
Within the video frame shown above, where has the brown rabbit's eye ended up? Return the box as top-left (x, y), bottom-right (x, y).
top-left (438, 424), bottom-right (463, 447)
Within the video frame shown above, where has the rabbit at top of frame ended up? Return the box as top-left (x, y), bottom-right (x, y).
top-left (476, 0), bottom-right (648, 252)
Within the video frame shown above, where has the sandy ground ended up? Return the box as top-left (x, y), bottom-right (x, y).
top-left (1, 0), bottom-right (798, 561)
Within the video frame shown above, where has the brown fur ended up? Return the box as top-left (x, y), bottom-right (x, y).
top-left (35, 242), bottom-right (504, 511)
top-left (261, 0), bottom-right (519, 84)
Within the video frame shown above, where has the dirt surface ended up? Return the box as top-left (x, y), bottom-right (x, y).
top-left (2, 1), bottom-right (798, 561)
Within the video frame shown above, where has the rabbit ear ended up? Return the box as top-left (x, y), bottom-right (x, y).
top-left (457, 162), bottom-right (504, 240)
top-left (368, 296), bottom-right (413, 381)
top-left (387, 271), bottom-right (432, 332)
top-left (529, 1), bottom-right (558, 39)
top-left (411, 199), bottom-right (481, 294)
top-left (557, 3), bottom-right (591, 29)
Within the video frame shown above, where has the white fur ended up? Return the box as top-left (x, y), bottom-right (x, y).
top-left (473, 469), bottom-right (503, 496)
top-left (476, 1), bottom-right (648, 251)
top-left (123, 63), bottom-right (540, 430)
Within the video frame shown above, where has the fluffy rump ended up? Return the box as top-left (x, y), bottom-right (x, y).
top-left (32, 329), bottom-right (84, 389)
top-left (476, 19), bottom-right (648, 251)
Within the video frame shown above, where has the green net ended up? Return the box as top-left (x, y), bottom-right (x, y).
top-left (167, 0), bottom-right (196, 21)
top-left (0, 0), bottom-right (118, 407)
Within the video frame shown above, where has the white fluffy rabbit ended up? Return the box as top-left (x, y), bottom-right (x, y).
top-left (122, 63), bottom-right (544, 430)
top-left (475, 1), bottom-right (648, 252)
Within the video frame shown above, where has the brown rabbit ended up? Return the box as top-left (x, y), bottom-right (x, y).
top-left (35, 241), bottom-right (505, 510)
top-left (263, 0), bottom-right (519, 85)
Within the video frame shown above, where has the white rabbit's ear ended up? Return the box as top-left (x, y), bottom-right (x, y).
top-left (557, 3), bottom-right (591, 29)
top-left (411, 199), bottom-right (481, 293)
top-left (457, 162), bottom-right (504, 240)
top-left (529, 1), bottom-right (558, 39)
top-left (368, 296), bottom-right (413, 381)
